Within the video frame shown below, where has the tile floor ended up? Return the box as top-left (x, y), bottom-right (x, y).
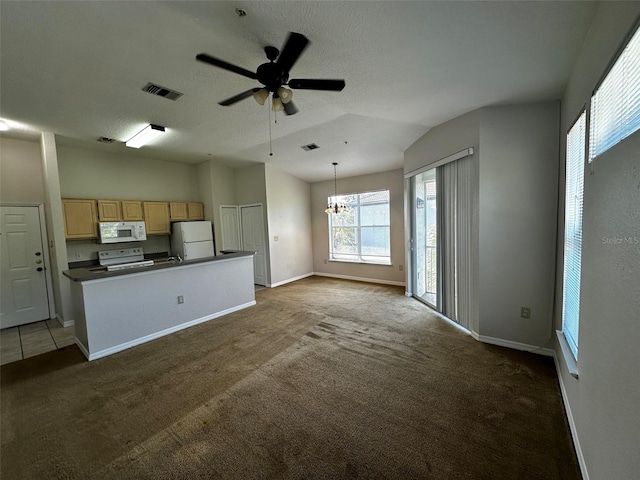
top-left (0, 319), bottom-right (75, 366)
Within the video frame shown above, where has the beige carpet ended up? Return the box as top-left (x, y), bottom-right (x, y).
top-left (1, 276), bottom-right (580, 479)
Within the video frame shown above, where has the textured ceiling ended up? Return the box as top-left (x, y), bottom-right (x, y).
top-left (0, 1), bottom-right (598, 182)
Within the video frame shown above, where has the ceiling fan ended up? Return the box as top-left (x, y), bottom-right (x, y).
top-left (196, 32), bottom-right (345, 115)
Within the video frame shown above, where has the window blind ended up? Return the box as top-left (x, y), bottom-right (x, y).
top-left (589, 25), bottom-right (640, 161)
top-left (562, 111), bottom-right (586, 359)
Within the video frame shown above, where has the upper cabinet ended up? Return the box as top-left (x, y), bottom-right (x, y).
top-left (62, 199), bottom-right (98, 239)
top-left (169, 202), bottom-right (188, 221)
top-left (122, 201), bottom-right (144, 221)
top-left (143, 201), bottom-right (170, 235)
top-left (187, 202), bottom-right (204, 220)
top-left (97, 200), bottom-right (122, 222)
top-left (170, 202), bottom-right (204, 221)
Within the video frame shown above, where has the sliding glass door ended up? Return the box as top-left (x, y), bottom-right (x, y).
top-left (412, 168), bottom-right (438, 308)
top-left (410, 154), bottom-right (473, 330)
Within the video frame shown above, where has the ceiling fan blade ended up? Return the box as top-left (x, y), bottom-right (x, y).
top-left (289, 79), bottom-right (345, 91)
top-left (219, 88), bottom-right (261, 106)
top-left (283, 100), bottom-right (299, 116)
top-left (196, 53), bottom-right (257, 80)
top-left (276, 32), bottom-right (309, 73)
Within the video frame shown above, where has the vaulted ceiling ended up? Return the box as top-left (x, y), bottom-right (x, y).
top-left (0, 1), bottom-right (598, 182)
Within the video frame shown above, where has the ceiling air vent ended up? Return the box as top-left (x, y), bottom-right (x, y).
top-left (97, 137), bottom-right (116, 144)
top-left (142, 82), bottom-right (183, 101)
top-left (301, 143), bottom-right (320, 151)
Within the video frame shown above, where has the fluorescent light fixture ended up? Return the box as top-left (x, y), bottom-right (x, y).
top-left (125, 124), bottom-right (165, 148)
top-left (0, 120), bottom-right (9, 131)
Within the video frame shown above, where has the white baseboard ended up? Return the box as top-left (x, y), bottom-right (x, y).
top-left (553, 350), bottom-right (589, 480)
top-left (82, 301), bottom-right (256, 361)
top-left (313, 272), bottom-right (405, 287)
top-left (56, 314), bottom-right (74, 328)
top-left (270, 272), bottom-right (314, 288)
top-left (472, 333), bottom-right (554, 357)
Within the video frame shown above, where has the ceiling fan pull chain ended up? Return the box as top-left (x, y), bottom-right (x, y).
top-left (268, 100), bottom-right (273, 156)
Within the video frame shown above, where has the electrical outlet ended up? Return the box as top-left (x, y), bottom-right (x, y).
top-left (323, 259), bottom-right (327, 264)
top-left (75, 252), bottom-right (82, 260)
top-left (177, 295), bottom-right (184, 304)
top-left (154, 245), bottom-right (159, 252)
top-left (399, 264), bottom-right (404, 271)
top-left (520, 306), bottom-right (531, 319)
top-left (274, 235), bottom-right (279, 242)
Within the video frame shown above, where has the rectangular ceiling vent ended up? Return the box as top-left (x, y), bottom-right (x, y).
top-left (142, 82), bottom-right (183, 101)
top-left (301, 143), bottom-right (320, 151)
top-left (97, 137), bottom-right (116, 144)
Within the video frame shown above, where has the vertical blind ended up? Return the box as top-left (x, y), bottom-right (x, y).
top-left (562, 111), bottom-right (586, 359)
top-left (589, 24), bottom-right (640, 161)
top-left (439, 156), bottom-right (473, 329)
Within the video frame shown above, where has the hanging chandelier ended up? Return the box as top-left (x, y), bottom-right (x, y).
top-left (325, 162), bottom-right (346, 214)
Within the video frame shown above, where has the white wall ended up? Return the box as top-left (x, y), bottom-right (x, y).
top-left (311, 169), bottom-right (405, 285)
top-left (0, 136), bottom-right (45, 203)
top-left (554, 3), bottom-right (640, 479)
top-left (265, 164), bottom-right (313, 286)
top-left (197, 160), bottom-right (237, 255)
top-left (57, 145), bottom-right (199, 201)
top-left (478, 103), bottom-right (559, 347)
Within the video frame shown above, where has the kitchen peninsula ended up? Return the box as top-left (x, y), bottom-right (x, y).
top-left (64, 252), bottom-right (255, 361)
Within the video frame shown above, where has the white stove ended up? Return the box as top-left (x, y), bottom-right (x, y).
top-left (98, 247), bottom-right (154, 271)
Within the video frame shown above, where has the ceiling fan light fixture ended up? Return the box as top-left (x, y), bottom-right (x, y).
top-left (253, 88), bottom-right (269, 106)
top-left (271, 96), bottom-right (284, 112)
top-left (277, 86), bottom-right (293, 104)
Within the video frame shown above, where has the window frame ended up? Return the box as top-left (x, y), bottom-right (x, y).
top-left (561, 109), bottom-right (587, 361)
top-left (589, 21), bottom-right (640, 162)
top-left (327, 189), bottom-right (391, 265)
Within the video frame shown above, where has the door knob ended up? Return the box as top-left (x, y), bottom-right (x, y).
top-left (37, 267), bottom-right (43, 272)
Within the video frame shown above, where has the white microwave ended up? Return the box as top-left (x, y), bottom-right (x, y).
top-left (98, 221), bottom-right (147, 244)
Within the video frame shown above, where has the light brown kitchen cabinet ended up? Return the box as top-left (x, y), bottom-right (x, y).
top-left (62, 199), bottom-right (98, 239)
top-left (187, 202), bottom-right (204, 220)
top-left (143, 201), bottom-right (170, 235)
top-left (169, 202), bottom-right (188, 221)
top-left (122, 200), bottom-right (144, 221)
top-left (97, 200), bottom-right (122, 222)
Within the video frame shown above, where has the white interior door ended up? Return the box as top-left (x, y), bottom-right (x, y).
top-left (1, 205), bottom-right (50, 328)
top-left (220, 205), bottom-right (241, 251)
top-left (240, 204), bottom-right (267, 286)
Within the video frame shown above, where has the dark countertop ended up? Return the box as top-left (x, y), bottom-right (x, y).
top-left (63, 251), bottom-right (254, 283)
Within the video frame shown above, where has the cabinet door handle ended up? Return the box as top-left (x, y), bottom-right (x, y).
top-left (35, 251), bottom-right (42, 256)
top-left (37, 267), bottom-right (44, 272)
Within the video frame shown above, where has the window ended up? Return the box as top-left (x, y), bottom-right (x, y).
top-left (328, 190), bottom-right (391, 264)
top-left (562, 111), bottom-right (586, 360)
top-left (589, 24), bottom-right (640, 161)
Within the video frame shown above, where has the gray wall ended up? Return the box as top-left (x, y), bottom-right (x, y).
top-left (478, 103), bottom-right (559, 347)
top-left (403, 103), bottom-right (560, 347)
top-left (311, 168), bottom-right (405, 285)
top-left (554, 3), bottom-right (640, 479)
top-left (0, 136), bottom-right (45, 204)
top-left (265, 164), bottom-right (313, 286)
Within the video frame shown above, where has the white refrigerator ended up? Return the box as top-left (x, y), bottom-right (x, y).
top-left (171, 221), bottom-right (215, 260)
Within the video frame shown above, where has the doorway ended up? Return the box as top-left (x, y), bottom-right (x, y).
top-left (0, 205), bottom-right (52, 328)
top-left (240, 204), bottom-right (268, 287)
